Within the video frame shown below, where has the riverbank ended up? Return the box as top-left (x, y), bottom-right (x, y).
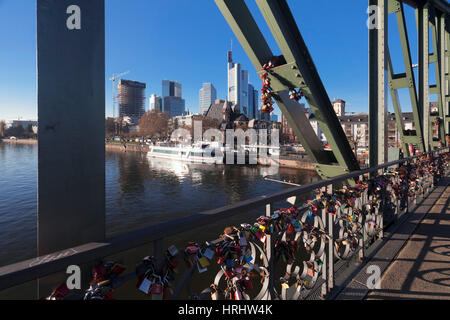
top-left (1, 140), bottom-right (316, 171)
top-left (258, 157), bottom-right (315, 171)
top-left (1, 139), bottom-right (37, 145)
top-left (105, 143), bottom-right (149, 153)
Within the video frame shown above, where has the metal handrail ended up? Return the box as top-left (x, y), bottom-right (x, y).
top-left (0, 147), bottom-right (448, 293)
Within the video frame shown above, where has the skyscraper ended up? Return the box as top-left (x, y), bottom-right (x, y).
top-left (117, 79), bottom-right (146, 124)
top-left (162, 80), bottom-right (185, 117)
top-left (199, 83), bottom-right (217, 115)
top-left (149, 94), bottom-right (162, 112)
top-left (248, 84), bottom-right (258, 120)
top-left (228, 50), bottom-right (250, 118)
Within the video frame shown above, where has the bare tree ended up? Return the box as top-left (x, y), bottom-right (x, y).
top-left (139, 110), bottom-right (170, 141)
top-left (348, 129), bottom-right (364, 163)
top-left (0, 121), bottom-right (5, 138)
top-left (105, 118), bottom-right (115, 138)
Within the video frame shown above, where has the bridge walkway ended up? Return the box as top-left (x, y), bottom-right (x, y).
top-left (336, 176), bottom-right (450, 300)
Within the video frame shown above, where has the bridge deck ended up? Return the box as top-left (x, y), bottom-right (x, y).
top-left (367, 180), bottom-right (450, 300)
top-left (336, 176), bottom-right (450, 300)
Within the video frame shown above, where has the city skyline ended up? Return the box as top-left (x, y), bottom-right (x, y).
top-left (0, 0), bottom-right (427, 121)
top-left (199, 82), bottom-right (217, 116)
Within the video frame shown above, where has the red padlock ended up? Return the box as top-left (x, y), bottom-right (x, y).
top-left (151, 282), bottom-right (163, 295)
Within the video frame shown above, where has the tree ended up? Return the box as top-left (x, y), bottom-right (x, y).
top-left (139, 111), bottom-right (170, 141)
top-left (5, 125), bottom-right (25, 138)
top-left (105, 118), bottom-right (115, 138)
top-left (0, 121), bottom-right (5, 137)
top-left (348, 129), bottom-right (365, 163)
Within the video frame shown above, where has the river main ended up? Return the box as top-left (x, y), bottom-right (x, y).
top-left (0, 142), bottom-right (319, 267)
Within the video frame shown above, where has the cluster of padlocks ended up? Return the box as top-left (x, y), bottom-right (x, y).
top-left (260, 59), bottom-right (305, 114)
top-left (260, 62), bottom-right (276, 114)
top-left (45, 151), bottom-right (449, 300)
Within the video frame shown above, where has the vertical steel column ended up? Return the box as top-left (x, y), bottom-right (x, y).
top-left (37, 0), bottom-right (105, 256)
top-left (369, 0), bottom-right (389, 167)
top-left (387, 50), bottom-right (409, 156)
top-left (387, 1), bottom-right (425, 153)
top-left (441, 14), bottom-right (449, 138)
top-left (447, 21), bottom-right (450, 135)
top-left (418, 5), bottom-right (431, 152)
top-left (327, 184), bottom-right (334, 292)
top-left (320, 187), bottom-right (327, 298)
top-left (266, 203), bottom-right (275, 299)
top-left (430, 6), bottom-right (446, 147)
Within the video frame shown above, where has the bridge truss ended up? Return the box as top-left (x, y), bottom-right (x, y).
top-left (215, 0), bottom-right (450, 175)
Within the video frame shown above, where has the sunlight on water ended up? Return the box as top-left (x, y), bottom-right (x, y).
top-left (0, 143), bottom-right (319, 266)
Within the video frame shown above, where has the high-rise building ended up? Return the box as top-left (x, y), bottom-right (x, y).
top-left (199, 83), bottom-right (217, 115)
top-left (118, 79), bottom-right (146, 124)
top-left (149, 94), bottom-right (162, 112)
top-left (164, 97), bottom-right (185, 118)
top-left (259, 111), bottom-right (271, 121)
top-left (228, 50), bottom-right (250, 118)
top-left (162, 80), bottom-right (182, 98)
top-left (162, 80), bottom-right (185, 117)
top-left (248, 84), bottom-right (258, 120)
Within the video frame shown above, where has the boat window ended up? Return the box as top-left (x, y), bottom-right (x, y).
top-left (189, 152), bottom-right (204, 157)
top-left (153, 149), bottom-right (179, 155)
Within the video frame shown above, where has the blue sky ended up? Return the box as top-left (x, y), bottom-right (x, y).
top-left (0, 0), bottom-right (436, 121)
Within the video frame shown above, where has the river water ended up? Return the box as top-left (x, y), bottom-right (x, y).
top-left (0, 142), bottom-right (319, 267)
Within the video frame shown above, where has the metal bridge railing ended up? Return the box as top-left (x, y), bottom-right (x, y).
top-left (0, 148), bottom-right (448, 300)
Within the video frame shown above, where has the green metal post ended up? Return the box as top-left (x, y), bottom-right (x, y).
top-left (387, 50), bottom-right (409, 156)
top-left (429, 6), bottom-right (446, 147)
top-left (418, 5), bottom-right (431, 152)
top-left (390, 1), bottom-right (425, 152)
top-left (369, 0), bottom-right (389, 167)
top-left (440, 13), bottom-right (448, 140)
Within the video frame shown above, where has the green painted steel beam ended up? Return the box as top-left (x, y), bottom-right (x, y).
top-left (418, 5), bottom-right (431, 151)
top-left (214, 0), bottom-right (352, 178)
top-left (430, 84), bottom-right (439, 95)
top-left (429, 53), bottom-right (438, 63)
top-left (388, 0), bottom-right (401, 14)
top-left (253, 0), bottom-right (360, 176)
top-left (369, 0), bottom-right (389, 166)
top-left (387, 50), bottom-right (410, 156)
top-left (403, 135), bottom-right (423, 144)
top-left (214, 0), bottom-right (272, 71)
top-left (393, 1), bottom-right (425, 152)
top-left (447, 18), bottom-right (450, 135)
top-left (275, 90), bottom-right (331, 164)
top-left (442, 15), bottom-right (449, 137)
top-left (400, 0), bottom-right (450, 14)
top-left (429, 5), bottom-right (446, 146)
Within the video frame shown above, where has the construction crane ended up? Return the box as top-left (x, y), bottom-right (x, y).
top-left (109, 71), bottom-right (130, 118)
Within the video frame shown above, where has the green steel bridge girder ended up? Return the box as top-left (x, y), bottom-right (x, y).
top-left (429, 4), bottom-right (447, 145)
top-left (385, 0), bottom-right (449, 154)
top-left (215, 0), bottom-right (360, 180)
top-left (387, 0), bottom-right (425, 156)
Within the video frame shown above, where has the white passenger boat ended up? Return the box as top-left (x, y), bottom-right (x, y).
top-left (243, 144), bottom-right (280, 157)
top-left (147, 142), bottom-right (224, 164)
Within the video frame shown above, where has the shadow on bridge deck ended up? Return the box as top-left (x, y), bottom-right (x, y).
top-left (336, 176), bottom-right (450, 300)
top-left (366, 179), bottom-right (450, 300)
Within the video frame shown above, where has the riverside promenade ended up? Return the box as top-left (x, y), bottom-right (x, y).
top-left (337, 176), bottom-right (450, 300)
